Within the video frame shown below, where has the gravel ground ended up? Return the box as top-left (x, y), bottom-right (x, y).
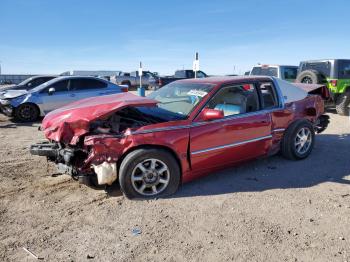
top-left (0, 109), bottom-right (349, 261)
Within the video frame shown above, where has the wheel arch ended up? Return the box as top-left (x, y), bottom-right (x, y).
top-left (117, 144), bottom-right (183, 180)
top-left (15, 102), bottom-right (41, 114)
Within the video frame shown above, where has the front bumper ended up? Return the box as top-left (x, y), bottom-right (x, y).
top-left (0, 103), bottom-right (14, 116)
top-left (30, 142), bottom-right (76, 170)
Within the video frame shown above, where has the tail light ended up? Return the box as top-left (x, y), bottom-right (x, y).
top-left (158, 79), bottom-right (162, 86)
top-left (121, 87), bottom-right (128, 92)
top-left (330, 80), bottom-right (337, 87)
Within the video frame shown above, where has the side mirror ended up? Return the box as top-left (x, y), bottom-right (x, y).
top-left (200, 108), bottom-right (224, 121)
top-left (48, 87), bottom-right (55, 95)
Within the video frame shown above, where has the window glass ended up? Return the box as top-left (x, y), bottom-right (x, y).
top-left (196, 71), bottom-right (206, 78)
top-left (70, 79), bottom-right (107, 90)
top-left (282, 67), bottom-right (297, 81)
top-left (207, 83), bottom-right (259, 116)
top-left (338, 61), bottom-right (350, 79)
top-left (148, 82), bottom-right (214, 116)
top-left (42, 80), bottom-right (69, 93)
top-left (251, 67), bottom-right (278, 77)
top-left (258, 82), bottom-right (278, 109)
top-left (301, 62), bottom-right (331, 77)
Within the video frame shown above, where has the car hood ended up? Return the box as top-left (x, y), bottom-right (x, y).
top-left (0, 84), bottom-right (18, 92)
top-left (41, 92), bottom-right (158, 144)
top-left (0, 89), bottom-right (28, 99)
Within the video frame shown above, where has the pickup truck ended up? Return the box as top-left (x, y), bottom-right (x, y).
top-left (250, 64), bottom-right (298, 82)
top-left (148, 70), bottom-right (208, 89)
top-left (111, 71), bottom-right (158, 89)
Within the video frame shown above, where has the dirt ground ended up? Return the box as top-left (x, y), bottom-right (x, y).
top-left (0, 110), bottom-right (349, 262)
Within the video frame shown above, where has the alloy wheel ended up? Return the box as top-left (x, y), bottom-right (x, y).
top-left (294, 127), bottom-right (312, 155)
top-left (131, 158), bottom-right (170, 196)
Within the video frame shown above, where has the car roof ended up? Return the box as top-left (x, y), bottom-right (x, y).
top-left (300, 59), bottom-right (350, 63)
top-left (175, 76), bottom-right (274, 85)
top-left (53, 75), bottom-right (108, 81)
top-left (252, 64), bottom-right (298, 68)
top-left (29, 75), bottom-right (58, 79)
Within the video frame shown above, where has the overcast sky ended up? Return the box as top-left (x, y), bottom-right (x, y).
top-left (1, 0), bottom-right (349, 75)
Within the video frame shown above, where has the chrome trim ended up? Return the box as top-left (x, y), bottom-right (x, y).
top-left (130, 125), bottom-right (191, 135)
top-left (272, 128), bottom-right (286, 132)
top-left (191, 135), bottom-right (273, 155)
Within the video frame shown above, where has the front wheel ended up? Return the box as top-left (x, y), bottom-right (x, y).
top-left (281, 120), bottom-right (315, 160)
top-left (15, 103), bottom-right (39, 122)
top-left (119, 148), bottom-right (181, 199)
top-left (335, 91), bottom-right (350, 116)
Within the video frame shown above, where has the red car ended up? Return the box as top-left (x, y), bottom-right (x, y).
top-left (30, 76), bottom-right (329, 199)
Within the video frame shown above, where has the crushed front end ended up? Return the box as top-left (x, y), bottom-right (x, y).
top-left (29, 93), bottom-right (169, 187)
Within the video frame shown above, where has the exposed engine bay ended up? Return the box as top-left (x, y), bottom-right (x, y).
top-left (89, 106), bottom-right (169, 135)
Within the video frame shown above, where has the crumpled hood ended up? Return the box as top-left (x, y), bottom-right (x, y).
top-left (0, 89), bottom-right (28, 99)
top-left (41, 93), bottom-right (158, 144)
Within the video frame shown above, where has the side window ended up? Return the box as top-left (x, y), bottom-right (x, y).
top-left (70, 79), bottom-right (107, 90)
top-left (282, 67), bottom-right (297, 81)
top-left (258, 82), bottom-right (278, 109)
top-left (196, 71), bottom-right (206, 78)
top-left (339, 61), bottom-right (350, 79)
top-left (41, 80), bottom-right (69, 93)
top-left (207, 83), bottom-right (259, 116)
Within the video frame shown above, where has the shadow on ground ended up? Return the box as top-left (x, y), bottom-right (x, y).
top-left (101, 133), bottom-right (350, 199)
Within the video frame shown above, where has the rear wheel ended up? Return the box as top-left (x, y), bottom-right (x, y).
top-left (119, 148), bottom-right (181, 199)
top-left (15, 103), bottom-right (39, 122)
top-left (281, 120), bottom-right (315, 160)
top-left (335, 91), bottom-right (350, 116)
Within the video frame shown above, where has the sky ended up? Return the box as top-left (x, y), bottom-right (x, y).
top-left (0, 0), bottom-right (350, 75)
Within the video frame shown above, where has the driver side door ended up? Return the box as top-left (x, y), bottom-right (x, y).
top-left (189, 82), bottom-right (272, 176)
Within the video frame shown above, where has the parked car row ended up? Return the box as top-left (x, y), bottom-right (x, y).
top-left (0, 59), bottom-right (347, 199)
top-left (0, 76), bottom-right (127, 121)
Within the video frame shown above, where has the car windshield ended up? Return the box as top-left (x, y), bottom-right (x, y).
top-left (251, 67), bottom-right (278, 77)
top-left (148, 82), bottom-right (215, 117)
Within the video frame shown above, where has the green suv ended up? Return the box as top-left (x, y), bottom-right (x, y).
top-left (296, 59), bottom-right (350, 115)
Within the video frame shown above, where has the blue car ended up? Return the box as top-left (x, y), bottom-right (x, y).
top-left (0, 76), bottom-right (128, 122)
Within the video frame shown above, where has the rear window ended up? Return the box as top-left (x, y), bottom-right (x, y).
top-left (300, 62), bottom-right (331, 77)
top-left (338, 60), bottom-right (350, 79)
top-left (251, 67), bottom-right (278, 77)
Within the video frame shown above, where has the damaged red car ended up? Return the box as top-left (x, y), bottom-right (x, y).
top-left (30, 76), bottom-right (329, 199)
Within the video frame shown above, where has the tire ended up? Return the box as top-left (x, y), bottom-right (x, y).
top-left (335, 91), bottom-right (350, 116)
top-left (296, 70), bottom-right (324, 84)
top-left (119, 148), bottom-right (181, 199)
top-left (15, 103), bottom-right (39, 122)
top-left (281, 120), bottom-right (315, 160)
